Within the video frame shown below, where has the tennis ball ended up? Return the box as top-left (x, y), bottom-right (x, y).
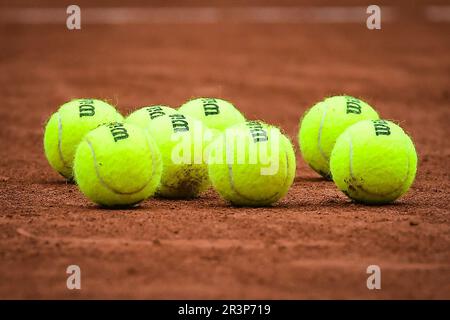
top-left (44, 98), bottom-right (123, 180)
top-left (208, 121), bottom-right (296, 206)
top-left (330, 120), bottom-right (417, 204)
top-left (73, 122), bottom-right (162, 207)
top-left (298, 95), bottom-right (379, 179)
top-left (178, 97), bottom-right (246, 131)
top-left (146, 113), bottom-right (210, 198)
top-left (125, 105), bottom-right (178, 129)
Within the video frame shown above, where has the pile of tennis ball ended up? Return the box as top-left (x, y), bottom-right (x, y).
top-left (43, 95), bottom-right (417, 207)
top-left (298, 95), bottom-right (417, 204)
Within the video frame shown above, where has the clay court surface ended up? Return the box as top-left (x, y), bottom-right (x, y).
top-left (0, 1), bottom-right (449, 299)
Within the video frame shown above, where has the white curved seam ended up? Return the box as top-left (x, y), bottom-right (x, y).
top-left (57, 112), bottom-right (70, 169)
top-left (279, 151), bottom-right (292, 196)
top-left (144, 133), bottom-right (156, 189)
top-left (348, 135), bottom-right (354, 177)
top-left (86, 138), bottom-right (153, 195)
top-left (317, 104), bottom-right (330, 161)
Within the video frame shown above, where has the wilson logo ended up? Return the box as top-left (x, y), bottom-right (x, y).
top-left (246, 121), bottom-right (268, 143)
top-left (202, 98), bottom-right (220, 116)
top-left (346, 96), bottom-right (362, 114)
top-left (373, 119), bottom-right (391, 136)
top-left (108, 123), bottom-right (129, 142)
top-left (170, 114), bottom-right (189, 132)
top-left (79, 99), bottom-right (95, 117)
top-left (146, 106), bottom-right (167, 120)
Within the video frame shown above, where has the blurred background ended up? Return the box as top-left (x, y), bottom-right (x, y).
top-left (0, 0), bottom-right (449, 299)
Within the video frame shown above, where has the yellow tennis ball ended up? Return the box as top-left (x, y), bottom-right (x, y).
top-left (178, 97), bottom-right (246, 131)
top-left (125, 105), bottom-right (178, 129)
top-left (73, 122), bottom-right (162, 207)
top-left (146, 113), bottom-right (211, 198)
top-left (208, 121), bottom-right (296, 206)
top-left (298, 95), bottom-right (379, 179)
top-left (330, 119), bottom-right (417, 204)
top-left (43, 98), bottom-right (123, 180)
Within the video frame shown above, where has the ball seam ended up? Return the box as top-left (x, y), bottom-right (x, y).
top-left (85, 137), bottom-right (155, 196)
top-left (57, 112), bottom-right (70, 170)
top-left (317, 103), bottom-right (330, 162)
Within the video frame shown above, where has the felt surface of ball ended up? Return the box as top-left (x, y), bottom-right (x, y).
top-left (146, 113), bottom-right (211, 198)
top-left (178, 97), bottom-right (246, 131)
top-left (125, 105), bottom-right (178, 129)
top-left (73, 122), bottom-right (162, 207)
top-left (298, 95), bottom-right (379, 179)
top-left (330, 119), bottom-right (417, 204)
top-left (44, 98), bottom-right (123, 180)
top-left (208, 121), bottom-right (296, 206)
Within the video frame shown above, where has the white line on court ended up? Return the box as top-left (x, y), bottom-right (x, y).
top-left (0, 6), bottom-right (448, 25)
top-left (425, 6), bottom-right (450, 22)
top-left (0, 6), bottom-right (393, 24)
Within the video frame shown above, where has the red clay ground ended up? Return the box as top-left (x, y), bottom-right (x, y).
top-left (0, 2), bottom-right (449, 299)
